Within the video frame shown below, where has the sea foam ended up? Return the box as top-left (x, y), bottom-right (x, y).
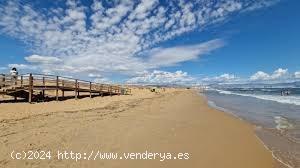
top-left (273, 116), bottom-right (294, 131)
top-left (213, 89), bottom-right (300, 106)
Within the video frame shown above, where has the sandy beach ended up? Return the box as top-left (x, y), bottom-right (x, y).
top-left (0, 89), bottom-right (275, 168)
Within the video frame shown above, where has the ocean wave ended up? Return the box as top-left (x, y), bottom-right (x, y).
top-left (274, 116), bottom-right (294, 131)
top-left (212, 89), bottom-right (300, 106)
top-left (207, 100), bottom-right (243, 120)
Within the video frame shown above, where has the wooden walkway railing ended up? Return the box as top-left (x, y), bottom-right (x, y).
top-left (0, 73), bottom-right (131, 103)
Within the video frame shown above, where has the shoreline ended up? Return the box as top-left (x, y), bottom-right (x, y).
top-left (254, 133), bottom-right (293, 168)
top-left (203, 91), bottom-right (298, 168)
top-left (0, 89), bottom-right (275, 167)
top-left (206, 98), bottom-right (292, 168)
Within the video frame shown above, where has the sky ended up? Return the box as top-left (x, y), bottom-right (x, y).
top-left (0, 0), bottom-right (299, 85)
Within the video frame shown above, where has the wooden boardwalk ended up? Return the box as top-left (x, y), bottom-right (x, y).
top-left (0, 73), bottom-right (130, 103)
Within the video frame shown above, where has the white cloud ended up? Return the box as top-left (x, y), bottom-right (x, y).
top-left (93, 77), bottom-right (112, 84)
top-left (294, 71), bottom-right (300, 78)
top-left (25, 55), bottom-right (62, 64)
top-left (0, 0), bottom-right (279, 80)
top-left (127, 70), bottom-right (194, 85)
top-left (202, 73), bottom-right (237, 83)
top-left (200, 68), bottom-right (300, 85)
top-left (242, 0), bottom-right (280, 12)
top-left (216, 74), bottom-right (236, 81)
top-left (272, 68), bottom-right (288, 79)
top-left (88, 73), bottom-right (102, 78)
top-left (250, 68), bottom-right (288, 81)
top-left (250, 71), bottom-right (271, 81)
top-left (0, 67), bottom-right (7, 73)
top-left (8, 64), bottom-right (36, 70)
top-left (147, 39), bottom-right (224, 67)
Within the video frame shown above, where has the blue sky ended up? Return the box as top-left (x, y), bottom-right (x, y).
top-left (0, 0), bottom-right (299, 84)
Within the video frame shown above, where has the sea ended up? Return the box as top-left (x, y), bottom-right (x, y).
top-left (203, 87), bottom-right (300, 168)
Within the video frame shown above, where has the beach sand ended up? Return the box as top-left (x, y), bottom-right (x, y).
top-left (0, 89), bottom-right (275, 168)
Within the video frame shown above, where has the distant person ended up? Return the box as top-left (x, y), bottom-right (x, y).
top-left (10, 67), bottom-right (18, 76)
top-left (10, 67), bottom-right (18, 85)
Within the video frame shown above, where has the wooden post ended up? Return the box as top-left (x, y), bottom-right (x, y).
top-left (56, 76), bottom-right (59, 101)
top-left (13, 76), bottom-right (17, 101)
top-left (62, 80), bottom-right (65, 98)
top-left (77, 82), bottom-right (80, 97)
top-left (20, 76), bottom-right (23, 87)
top-left (89, 82), bottom-right (92, 98)
top-left (28, 73), bottom-right (33, 103)
top-left (2, 74), bottom-right (5, 87)
top-left (14, 75), bottom-right (17, 86)
top-left (110, 86), bottom-right (112, 96)
top-left (42, 77), bottom-right (45, 97)
top-left (100, 84), bottom-right (103, 97)
top-left (75, 79), bottom-right (78, 99)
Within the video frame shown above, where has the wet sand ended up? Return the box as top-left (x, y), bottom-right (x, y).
top-left (0, 89), bottom-right (275, 167)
